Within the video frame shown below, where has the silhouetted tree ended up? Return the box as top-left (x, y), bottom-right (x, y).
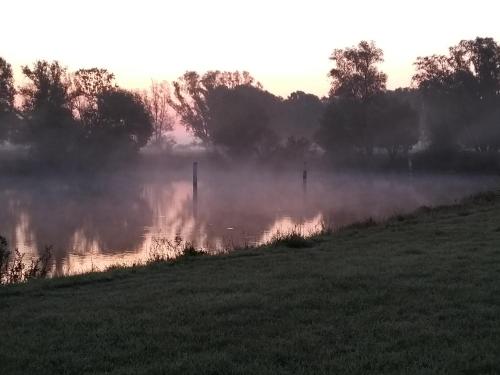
top-left (207, 85), bottom-right (278, 158)
top-left (141, 81), bottom-right (173, 146)
top-left (414, 53), bottom-right (475, 152)
top-left (168, 71), bottom-right (261, 143)
top-left (88, 89), bottom-right (153, 157)
top-left (413, 37), bottom-right (500, 152)
top-left (0, 57), bottom-right (16, 142)
top-left (329, 40), bottom-right (387, 101)
top-left (20, 60), bottom-right (77, 161)
top-left (279, 91), bottom-right (324, 139)
top-left (72, 68), bottom-right (116, 127)
top-left (72, 70), bottom-right (154, 162)
top-left (316, 97), bottom-right (367, 158)
top-left (372, 90), bottom-right (419, 160)
top-left (0, 58), bottom-right (15, 114)
top-left (319, 41), bottom-right (388, 157)
top-left (317, 94), bottom-right (419, 163)
top-left (449, 38), bottom-right (500, 100)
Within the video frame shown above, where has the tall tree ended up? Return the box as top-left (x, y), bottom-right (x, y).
top-left (92, 89), bottom-right (153, 154)
top-left (329, 40), bottom-right (387, 101)
top-left (141, 81), bottom-right (173, 146)
top-left (207, 85), bottom-right (278, 158)
top-left (372, 90), bottom-right (419, 160)
top-left (319, 41), bottom-right (387, 156)
top-left (278, 91), bottom-right (324, 139)
top-left (449, 37), bottom-right (500, 100)
top-left (21, 61), bottom-right (72, 114)
top-left (0, 57), bottom-right (16, 141)
top-left (316, 97), bottom-right (367, 158)
top-left (0, 57), bottom-right (15, 114)
top-left (20, 60), bottom-right (77, 160)
top-left (73, 68), bottom-right (153, 162)
top-left (413, 37), bottom-right (500, 151)
top-left (168, 71), bottom-right (261, 143)
top-left (72, 68), bottom-right (116, 127)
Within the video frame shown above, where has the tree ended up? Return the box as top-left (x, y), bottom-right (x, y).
top-left (0, 57), bottom-right (16, 142)
top-left (317, 93), bottom-right (419, 162)
top-left (449, 37), bottom-right (500, 100)
top-left (72, 70), bottom-right (153, 161)
top-left (278, 91), bottom-right (324, 139)
top-left (449, 37), bottom-right (500, 151)
top-left (90, 89), bottom-right (153, 155)
top-left (21, 61), bottom-right (72, 115)
top-left (72, 68), bottom-right (116, 127)
top-left (316, 97), bottom-right (367, 158)
top-left (413, 37), bottom-right (500, 152)
top-left (0, 57), bottom-right (15, 114)
top-left (19, 60), bottom-right (77, 160)
top-left (372, 90), bottom-right (419, 160)
top-left (320, 41), bottom-right (388, 157)
top-left (207, 85), bottom-right (278, 158)
top-left (168, 70), bottom-right (261, 143)
top-left (329, 40), bottom-right (387, 101)
top-left (141, 81), bottom-right (173, 146)
top-left (412, 55), bottom-right (456, 93)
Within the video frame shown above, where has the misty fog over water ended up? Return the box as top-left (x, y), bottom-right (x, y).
top-left (3, 36), bottom-right (500, 279)
top-left (0, 166), bottom-right (497, 275)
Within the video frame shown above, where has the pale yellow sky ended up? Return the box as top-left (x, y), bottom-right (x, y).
top-left (2, 0), bottom-right (500, 97)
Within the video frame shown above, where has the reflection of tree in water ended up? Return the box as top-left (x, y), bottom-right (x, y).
top-left (142, 174), bottom-right (321, 251)
top-left (0, 188), bottom-right (28, 249)
top-left (186, 171), bottom-right (321, 249)
top-left (142, 180), bottom-right (202, 253)
top-left (0, 176), bottom-right (153, 273)
top-left (1, 170), bottom-right (498, 275)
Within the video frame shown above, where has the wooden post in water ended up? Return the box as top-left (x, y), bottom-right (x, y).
top-left (193, 161), bottom-right (198, 218)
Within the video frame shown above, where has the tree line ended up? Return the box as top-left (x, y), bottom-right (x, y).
top-left (1, 36), bottom-right (500, 170)
top-left (318, 37), bottom-right (500, 170)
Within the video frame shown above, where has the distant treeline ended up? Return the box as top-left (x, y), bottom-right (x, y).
top-left (1, 36), bottom-right (500, 171)
top-left (319, 37), bottom-right (500, 171)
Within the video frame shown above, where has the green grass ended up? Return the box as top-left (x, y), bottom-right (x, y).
top-left (1, 192), bottom-right (500, 374)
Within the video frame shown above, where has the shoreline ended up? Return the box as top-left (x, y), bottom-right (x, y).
top-left (2, 190), bottom-right (497, 287)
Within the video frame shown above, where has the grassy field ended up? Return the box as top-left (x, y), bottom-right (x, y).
top-left (1, 192), bottom-right (500, 374)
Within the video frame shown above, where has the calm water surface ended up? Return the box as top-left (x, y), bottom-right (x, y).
top-left (1, 168), bottom-right (497, 275)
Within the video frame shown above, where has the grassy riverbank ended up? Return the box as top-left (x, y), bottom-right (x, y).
top-left (1, 192), bottom-right (500, 374)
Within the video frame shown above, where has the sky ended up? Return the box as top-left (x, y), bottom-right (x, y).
top-left (2, 0), bottom-right (500, 98)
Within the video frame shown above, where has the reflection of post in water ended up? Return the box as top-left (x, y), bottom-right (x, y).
top-left (300, 162), bottom-right (309, 222)
top-left (408, 155), bottom-right (413, 179)
top-left (302, 162), bottom-right (308, 196)
top-left (193, 161), bottom-right (198, 218)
